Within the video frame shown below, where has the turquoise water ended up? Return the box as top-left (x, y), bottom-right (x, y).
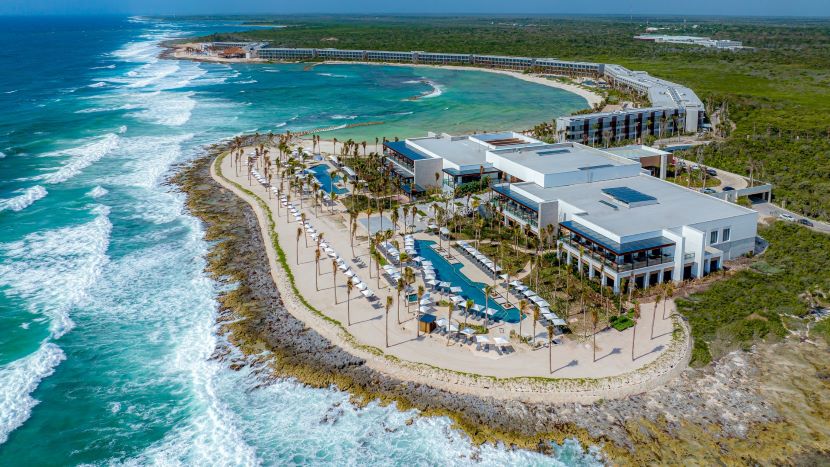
top-left (416, 240), bottom-right (516, 323)
top-left (306, 164), bottom-right (348, 195)
top-left (0, 16), bottom-right (601, 465)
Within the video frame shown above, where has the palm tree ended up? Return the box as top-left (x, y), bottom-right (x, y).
top-left (631, 299), bottom-right (640, 361)
top-left (447, 302), bottom-right (455, 346)
top-left (591, 307), bottom-right (599, 362)
top-left (296, 227), bottom-right (302, 265)
top-left (547, 324), bottom-right (555, 373)
top-left (532, 304), bottom-right (540, 346)
top-left (390, 208), bottom-right (399, 235)
top-left (518, 299), bottom-right (528, 339)
top-left (484, 285), bottom-right (493, 327)
top-left (315, 247), bottom-right (321, 290)
top-left (396, 278), bottom-right (404, 325)
top-left (663, 282), bottom-right (675, 319)
top-left (652, 285), bottom-right (663, 339)
top-left (385, 295), bottom-right (393, 348)
top-left (416, 285), bottom-right (425, 338)
top-left (332, 259), bottom-right (338, 303)
top-left (464, 298), bottom-right (473, 329)
top-left (346, 278), bottom-right (354, 326)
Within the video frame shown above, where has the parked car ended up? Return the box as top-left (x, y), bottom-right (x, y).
top-left (779, 213), bottom-right (796, 222)
top-left (701, 188), bottom-right (716, 194)
top-left (799, 218), bottom-right (814, 227)
top-left (706, 168), bottom-right (718, 176)
top-left (690, 164), bottom-right (700, 171)
top-left (722, 186), bottom-right (735, 191)
top-left (676, 160), bottom-right (686, 168)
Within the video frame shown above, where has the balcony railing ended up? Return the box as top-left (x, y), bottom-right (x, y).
top-left (560, 237), bottom-right (674, 273)
top-left (501, 203), bottom-right (538, 229)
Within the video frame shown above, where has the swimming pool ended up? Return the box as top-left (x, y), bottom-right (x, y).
top-left (415, 240), bottom-right (519, 323)
top-left (306, 164), bottom-right (349, 194)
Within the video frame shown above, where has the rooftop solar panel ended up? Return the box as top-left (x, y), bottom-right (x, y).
top-left (601, 186), bottom-right (657, 205)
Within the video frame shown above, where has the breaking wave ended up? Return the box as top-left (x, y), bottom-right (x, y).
top-left (0, 186), bottom-right (48, 212)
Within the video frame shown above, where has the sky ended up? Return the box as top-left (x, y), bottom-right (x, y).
top-left (1, 0), bottom-right (829, 17)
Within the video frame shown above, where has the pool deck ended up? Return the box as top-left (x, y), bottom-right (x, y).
top-left (217, 146), bottom-right (683, 381)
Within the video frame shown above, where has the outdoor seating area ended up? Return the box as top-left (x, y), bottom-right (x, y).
top-left (250, 166), bottom-right (377, 303)
top-left (455, 240), bottom-right (503, 276)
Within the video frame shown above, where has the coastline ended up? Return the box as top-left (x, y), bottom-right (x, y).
top-left (165, 44), bottom-right (604, 109)
top-left (172, 135), bottom-right (830, 463)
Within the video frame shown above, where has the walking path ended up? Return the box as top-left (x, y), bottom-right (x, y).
top-left (212, 148), bottom-right (692, 402)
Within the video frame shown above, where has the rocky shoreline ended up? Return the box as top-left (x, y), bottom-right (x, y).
top-left (173, 139), bottom-right (830, 464)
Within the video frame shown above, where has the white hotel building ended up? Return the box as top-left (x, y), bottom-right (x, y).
top-left (388, 133), bottom-right (757, 292)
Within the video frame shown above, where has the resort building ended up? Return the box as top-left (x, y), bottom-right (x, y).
top-left (603, 145), bottom-right (672, 179)
top-left (634, 34), bottom-right (745, 50)
top-left (381, 140), bottom-right (444, 196)
top-left (403, 132), bottom-right (544, 191)
top-left (484, 142), bottom-right (756, 291)
top-left (555, 107), bottom-right (685, 146)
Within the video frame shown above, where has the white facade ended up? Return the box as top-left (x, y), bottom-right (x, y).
top-left (486, 143), bottom-right (757, 291)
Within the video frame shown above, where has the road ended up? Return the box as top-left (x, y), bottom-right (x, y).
top-left (753, 201), bottom-right (830, 234)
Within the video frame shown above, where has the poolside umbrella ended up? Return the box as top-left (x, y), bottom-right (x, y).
top-left (344, 270), bottom-right (356, 278)
top-left (356, 282), bottom-right (368, 291)
top-left (361, 289), bottom-right (374, 298)
top-left (427, 279), bottom-right (438, 286)
top-left (493, 336), bottom-right (509, 348)
top-left (475, 335), bottom-right (490, 345)
top-left (509, 280), bottom-right (522, 287)
top-left (460, 328), bottom-right (476, 339)
top-left (449, 286), bottom-right (463, 294)
top-left (419, 305), bottom-right (432, 313)
top-left (451, 295), bottom-right (465, 305)
top-left (438, 281), bottom-right (451, 289)
top-left (471, 304), bottom-right (485, 313)
top-left (552, 317), bottom-right (567, 327)
top-left (535, 299), bottom-right (551, 308)
top-left (419, 298), bottom-right (432, 305)
top-left (485, 308), bottom-right (498, 318)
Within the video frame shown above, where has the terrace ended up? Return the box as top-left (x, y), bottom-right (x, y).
top-left (559, 220), bottom-right (675, 273)
top-left (491, 184), bottom-right (539, 229)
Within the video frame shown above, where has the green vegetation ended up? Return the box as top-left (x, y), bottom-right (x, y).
top-left (201, 15), bottom-right (830, 220)
top-left (453, 177), bottom-right (491, 198)
top-left (677, 221), bottom-right (830, 366)
top-left (609, 312), bottom-right (636, 331)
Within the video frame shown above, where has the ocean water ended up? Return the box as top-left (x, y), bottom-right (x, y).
top-left (0, 16), bottom-right (601, 465)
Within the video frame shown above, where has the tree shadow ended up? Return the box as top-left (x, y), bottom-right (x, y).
top-left (634, 344), bottom-right (666, 361)
top-left (595, 347), bottom-right (622, 362)
top-left (552, 359), bottom-right (579, 374)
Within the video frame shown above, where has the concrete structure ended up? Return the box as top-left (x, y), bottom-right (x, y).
top-left (403, 132), bottom-right (544, 191)
top-left (604, 145), bottom-right (672, 179)
top-left (381, 140), bottom-right (444, 195)
top-left (555, 107), bottom-right (686, 146)
top-left (482, 142), bottom-right (756, 291)
top-left (635, 34), bottom-right (744, 50)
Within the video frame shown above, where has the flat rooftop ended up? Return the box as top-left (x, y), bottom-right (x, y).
top-left (604, 145), bottom-right (670, 161)
top-left (489, 142), bottom-right (638, 175)
top-left (409, 132), bottom-right (542, 168)
top-left (510, 173), bottom-right (755, 237)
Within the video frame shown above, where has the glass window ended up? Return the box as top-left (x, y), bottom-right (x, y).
top-left (722, 228), bottom-right (731, 242)
top-left (710, 230), bottom-right (718, 244)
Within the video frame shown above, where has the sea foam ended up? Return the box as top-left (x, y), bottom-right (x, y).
top-left (0, 343), bottom-right (66, 445)
top-left (0, 186), bottom-right (48, 212)
top-left (41, 133), bottom-right (120, 184)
